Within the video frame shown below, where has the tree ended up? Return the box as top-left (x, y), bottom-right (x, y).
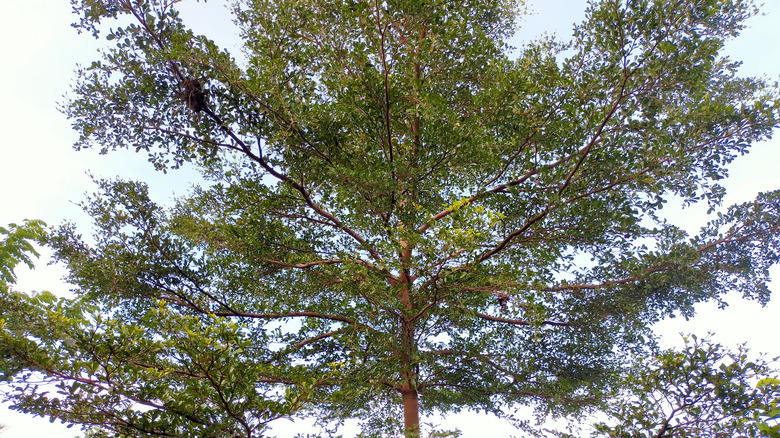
top-left (539, 336), bottom-right (780, 438)
top-left (0, 220), bottom-right (45, 289)
top-left (0, 220), bottom-right (45, 436)
top-left (588, 336), bottom-right (780, 438)
top-left (2, 0), bottom-right (780, 436)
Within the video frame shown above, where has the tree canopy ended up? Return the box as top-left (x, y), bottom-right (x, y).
top-left (2, 0), bottom-right (780, 436)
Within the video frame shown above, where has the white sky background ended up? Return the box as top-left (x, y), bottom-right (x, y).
top-left (0, 0), bottom-right (779, 436)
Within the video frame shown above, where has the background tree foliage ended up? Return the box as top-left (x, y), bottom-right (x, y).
top-left (590, 336), bottom-right (780, 438)
top-left (538, 336), bottom-right (780, 437)
top-left (2, 0), bottom-right (780, 436)
top-left (0, 221), bottom-right (45, 436)
top-left (0, 221), bottom-right (45, 288)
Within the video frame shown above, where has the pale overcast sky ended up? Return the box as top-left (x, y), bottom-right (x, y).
top-left (1, 0), bottom-right (779, 436)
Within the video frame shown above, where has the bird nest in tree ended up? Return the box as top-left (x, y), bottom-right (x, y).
top-left (178, 78), bottom-right (206, 113)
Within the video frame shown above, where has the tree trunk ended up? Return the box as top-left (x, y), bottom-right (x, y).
top-left (402, 383), bottom-right (420, 437)
top-left (399, 317), bottom-right (420, 437)
top-left (398, 197), bottom-right (419, 436)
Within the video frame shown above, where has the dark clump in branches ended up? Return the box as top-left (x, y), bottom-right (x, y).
top-left (178, 78), bottom-right (206, 113)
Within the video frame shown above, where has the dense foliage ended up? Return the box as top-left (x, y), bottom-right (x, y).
top-left (2, 0), bottom-right (780, 436)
